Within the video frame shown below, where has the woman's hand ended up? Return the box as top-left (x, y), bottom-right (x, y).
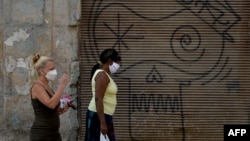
top-left (58, 102), bottom-right (69, 114)
top-left (100, 122), bottom-right (108, 135)
top-left (59, 74), bottom-right (70, 89)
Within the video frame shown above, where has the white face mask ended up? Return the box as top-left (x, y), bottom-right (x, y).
top-left (109, 62), bottom-right (120, 74)
top-left (45, 69), bottom-right (57, 81)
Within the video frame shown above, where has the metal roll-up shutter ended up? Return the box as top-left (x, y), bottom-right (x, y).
top-left (78, 0), bottom-right (249, 141)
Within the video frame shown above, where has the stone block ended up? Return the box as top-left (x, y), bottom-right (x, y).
top-left (4, 95), bottom-right (33, 131)
top-left (4, 27), bottom-right (52, 57)
top-left (60, 109), bottom-right (79, 141)
top-left (53, 26), bottom-right (72, 63)
top-left (11, 0), bottom-right (44, 24)
top-left (0, 60), bottom-right (3, 96)
top-left (12, 67), bottom-right (29, 95)
top-left (54, 0), bottom-right (80, 26)
top-left (0, 0), bottom-right (2, 25)
top-left (44, 0), bottom-right (53, 25)
top-left (4, 28), bottom-right (30, 47)
top-left (3, 28), bottom-right (35, 57)
top-left (69, 0), bottom-right (81, 26)
top-left (54, 0), bottom-right (69, 26)
top-left (0, 36), bottom-right (2, 59)
top-left (0, 61), bottom-right (3, 131)
top-left (0, 0), bottom-right (2, 59)
top-left (70, 61), bottom-right (79, 87)
top-left (68, 61), bottom-right (79, 98)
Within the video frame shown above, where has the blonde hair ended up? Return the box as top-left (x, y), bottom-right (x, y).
top-left (29, 54), bottom-right (53, 87)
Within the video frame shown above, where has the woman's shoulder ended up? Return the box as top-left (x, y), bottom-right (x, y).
top-left (95, 70), bottom-right (110, 81)
top-left (95, 69), bottom-right (107, 76)
top-left (31, 82), bottom-right (46, 98)
top-left (32, 81), bottom-right (45, 89)
top-left (96, 69), bottom-right (104, 72)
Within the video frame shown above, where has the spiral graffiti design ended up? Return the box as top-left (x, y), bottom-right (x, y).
top-left (170, 25), bottom-right (204, 62)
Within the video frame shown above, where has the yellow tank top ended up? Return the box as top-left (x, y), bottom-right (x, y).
top-left (88, 69), bottom-right (117, 115)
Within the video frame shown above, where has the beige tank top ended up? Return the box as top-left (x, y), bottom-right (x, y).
top-left (88, 69), bottom-right (117, 115)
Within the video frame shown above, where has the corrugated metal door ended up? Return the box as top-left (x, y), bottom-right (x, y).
top-left (78, 0), bottom-right (249, 141)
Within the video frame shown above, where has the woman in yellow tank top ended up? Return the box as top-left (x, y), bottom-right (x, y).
top-left (85, 49), bottom-right (121, 141)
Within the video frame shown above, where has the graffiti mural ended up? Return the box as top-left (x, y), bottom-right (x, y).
top-left (83, 0), bottom-right (241, 140)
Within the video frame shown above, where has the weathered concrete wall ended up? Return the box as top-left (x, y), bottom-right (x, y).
top-left (0, 0), bottom-right (81, 140)
top-left (0, 0), bottom-right (4, 138)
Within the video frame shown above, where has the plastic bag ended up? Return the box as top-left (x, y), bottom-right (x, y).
top-left (57, 95), bottom-right (76, 112)
top-left (100, 133), bottom-right (110, 141)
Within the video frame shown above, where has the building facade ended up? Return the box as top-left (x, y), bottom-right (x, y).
top-left (0, 0), bottom-right (249, 141)
top-left (0, 0), bottom-right (80, 140)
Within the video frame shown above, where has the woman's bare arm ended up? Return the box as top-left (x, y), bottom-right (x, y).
top-left (95, 71), bottom-right (110, 134)
top-left (32, 74), bottom-right (69, 109)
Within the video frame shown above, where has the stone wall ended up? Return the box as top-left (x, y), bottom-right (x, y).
top-left (0, 0), bottom-right (81, 140)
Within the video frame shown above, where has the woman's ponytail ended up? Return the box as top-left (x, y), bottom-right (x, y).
top-left (90, 62), bottom-right (102, 80)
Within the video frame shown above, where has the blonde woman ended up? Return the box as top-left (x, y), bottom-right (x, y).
top-left (29, 54), bottom-right (70, 141)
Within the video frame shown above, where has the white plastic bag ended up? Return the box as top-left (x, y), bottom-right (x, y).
top-left (100, 133), bottom-right (110, 141)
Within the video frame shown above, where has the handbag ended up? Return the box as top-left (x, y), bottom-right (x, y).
top-left (100, 133), bottom-right (110, 141)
